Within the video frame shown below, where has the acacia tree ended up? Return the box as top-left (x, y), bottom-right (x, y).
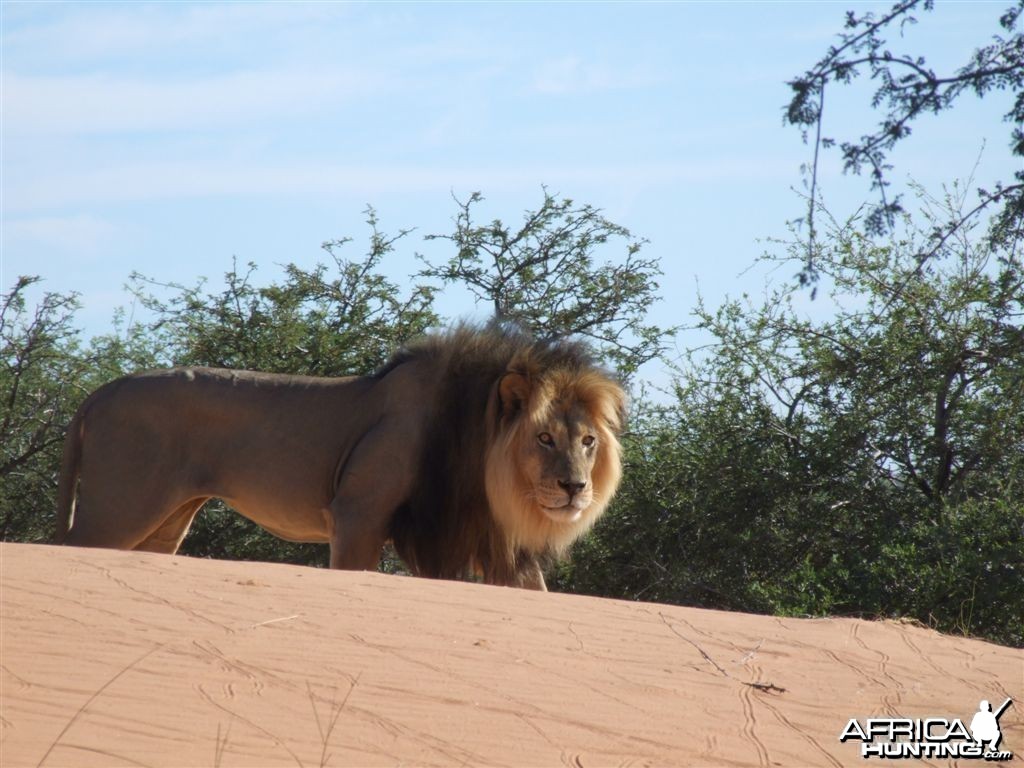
top-left (560, 189), bottom-right (1024, 647)
top-left (786, 0), bottom-right (1024, 283)
top-left (1, 279), bottom-right (80, 480)
top-left (418, 190), bottom-right (673, 376)
top-left (1, 278), bottom-right (84, 540)
top-left (131, 207), bottom-right (437, 378)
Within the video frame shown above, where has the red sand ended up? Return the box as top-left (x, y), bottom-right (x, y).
top-left (2, 542), bottom-right (1020, 767)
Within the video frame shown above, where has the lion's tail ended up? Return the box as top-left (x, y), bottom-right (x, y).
top-left (54, 405), bottom-right (85, 544)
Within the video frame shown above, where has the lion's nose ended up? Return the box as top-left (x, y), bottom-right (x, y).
top-left (558, 479), bottom-right (587, 497)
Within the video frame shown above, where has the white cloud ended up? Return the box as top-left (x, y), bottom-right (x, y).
top-left (1, 4), bottom-right (349, 66)
top-left (5, 157), bottom-right (794, 213)
top-left (531, 55), bottom-right (661, 95)
top-left (2, 67), bottom-right (386, 137)
top-left (3, 214), bottom-right (116, 255)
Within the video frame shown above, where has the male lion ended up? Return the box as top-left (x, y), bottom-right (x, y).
top-left (56, 325), bottom-right (625, 590)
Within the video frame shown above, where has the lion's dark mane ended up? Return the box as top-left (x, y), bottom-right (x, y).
top-left (381, 323), bottom-right (600, 584)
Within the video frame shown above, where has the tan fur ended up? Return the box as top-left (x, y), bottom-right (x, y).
top-left (56, 326), bottom-right (625, 590)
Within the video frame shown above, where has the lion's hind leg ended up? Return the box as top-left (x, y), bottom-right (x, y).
top-left (133, 498), bottom-right (208, 554)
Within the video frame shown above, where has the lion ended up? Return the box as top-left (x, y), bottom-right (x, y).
top-left (55, 325), bottom-right (625, 590)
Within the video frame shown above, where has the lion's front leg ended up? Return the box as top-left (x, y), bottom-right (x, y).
top-left (513, 558), bottom-right (548, 591)
top-left (326, 494), bottom-right (391, 571)
top-left (327, 420), bottom-right (419, 573)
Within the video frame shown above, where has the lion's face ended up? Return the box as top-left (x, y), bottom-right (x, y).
top-left (485, 367), bottom-right (625, 554)
top-left (517, 400), bottom-right (602, 523)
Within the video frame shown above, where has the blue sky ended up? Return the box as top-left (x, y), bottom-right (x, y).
top-left (1, 1), bottom-right (1017, 382)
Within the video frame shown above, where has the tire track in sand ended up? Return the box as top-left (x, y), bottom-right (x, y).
top-left (850, 623), bottom-right (902, 717)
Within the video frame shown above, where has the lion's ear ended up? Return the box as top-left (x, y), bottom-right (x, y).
top-left (498, 372), bottom-right (531, 418)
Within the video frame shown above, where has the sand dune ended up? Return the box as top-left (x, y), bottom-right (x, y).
top-left (1, 542), bottom-right (1020, 767)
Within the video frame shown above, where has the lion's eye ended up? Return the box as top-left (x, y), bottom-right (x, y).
top-left (582, 435), bottom-right (596, 447)
top-left (537, 432), bottom-right (554, 446)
